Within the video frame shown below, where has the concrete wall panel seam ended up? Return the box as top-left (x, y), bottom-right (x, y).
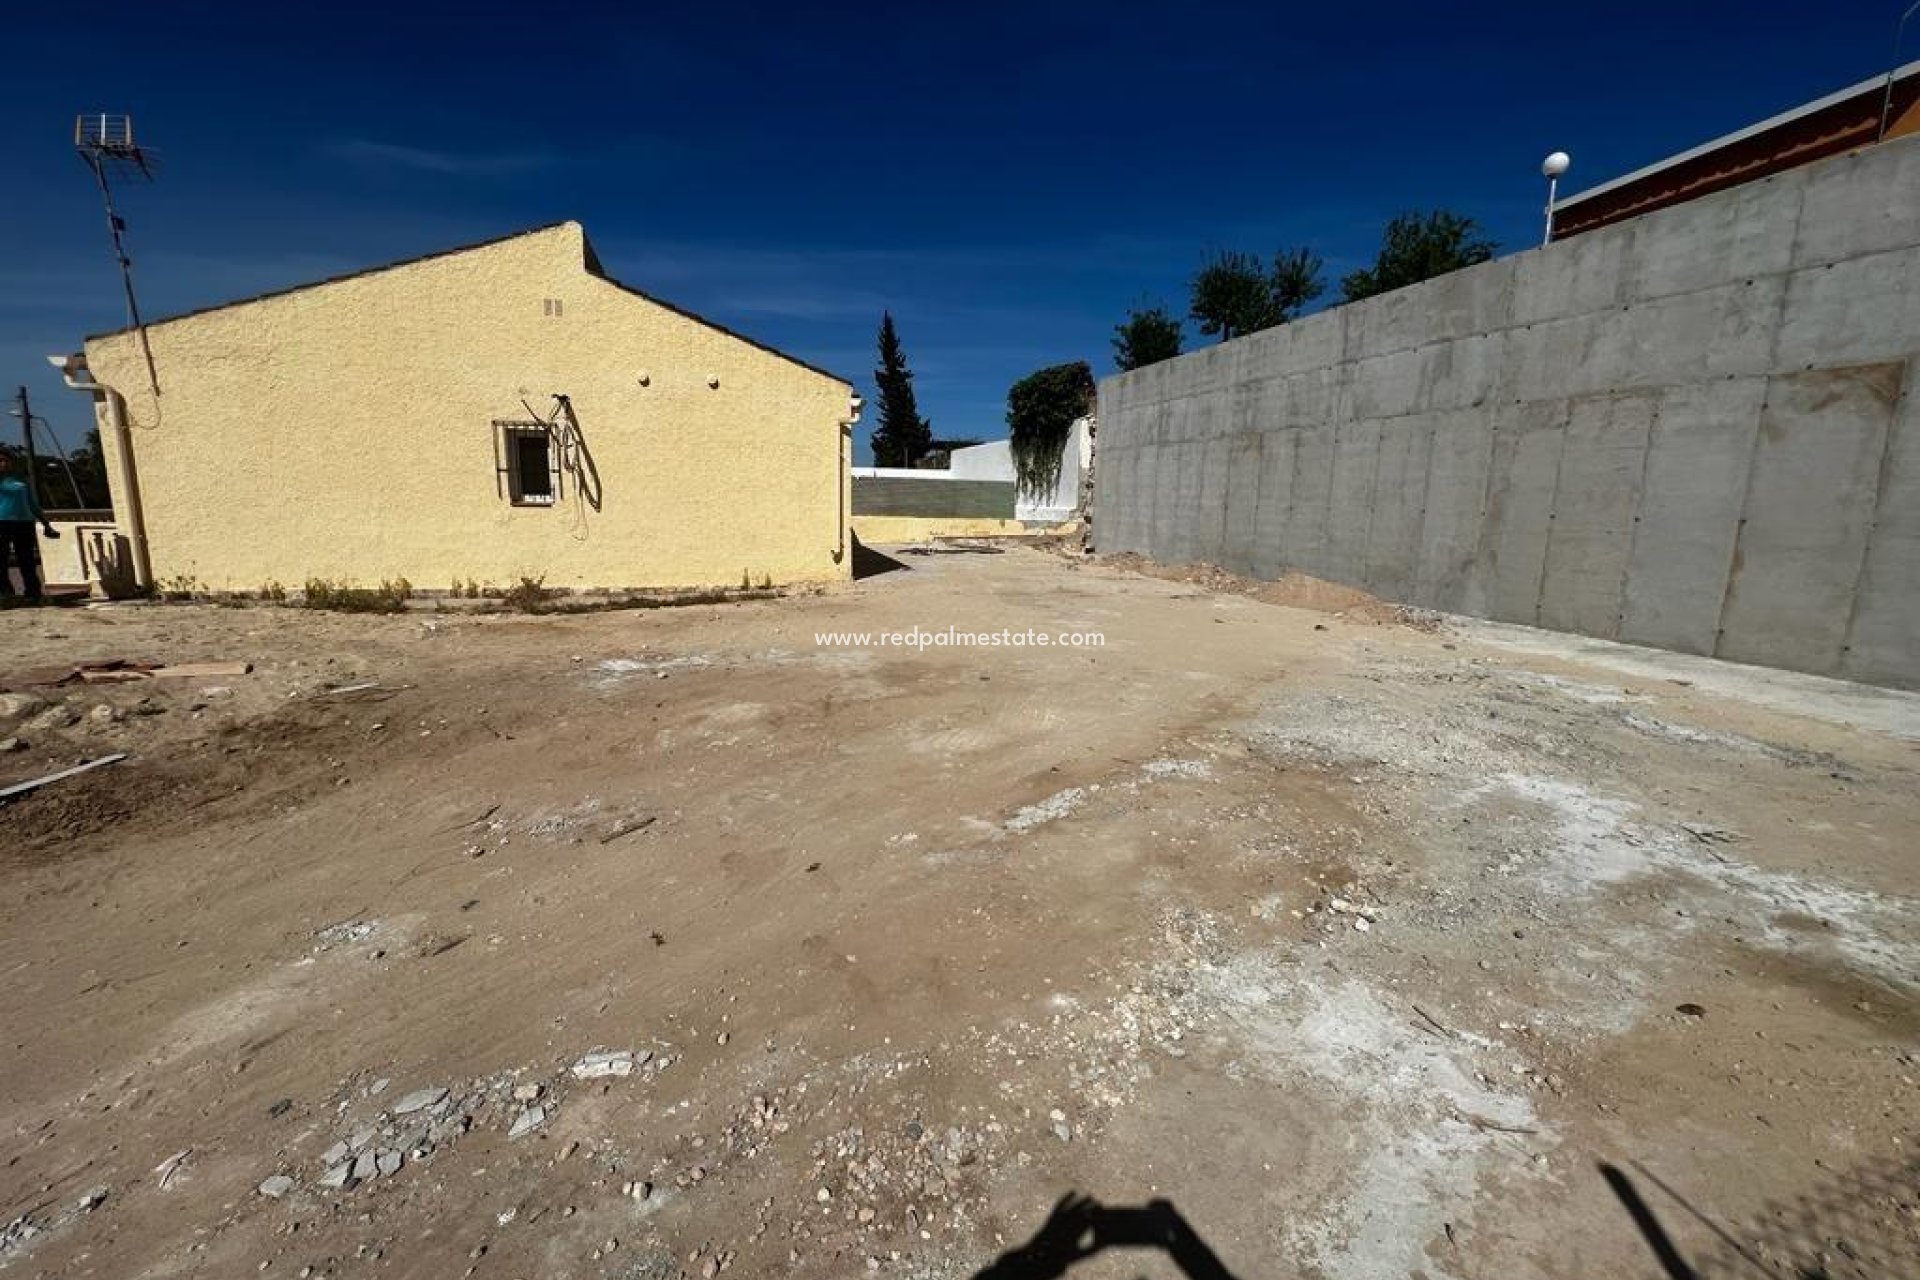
top-left (1093, 135), bottom-right (1920, 685)
top-left (1615, 398), bottom-right (1663, 637)
top-left (1838, 361), bottom-right (1912, 664)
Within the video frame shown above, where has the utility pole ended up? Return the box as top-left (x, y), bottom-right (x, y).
top-left (14, 386), bottom-right (40, 508)
top-left (9, 384), bottom-right (50, 597)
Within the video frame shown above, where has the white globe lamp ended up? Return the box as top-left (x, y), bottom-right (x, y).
top-left (1541, 151), bottom-right (1571, 245)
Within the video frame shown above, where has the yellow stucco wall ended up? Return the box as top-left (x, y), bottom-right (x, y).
top-left (82, 223), bottom-right (852, 593)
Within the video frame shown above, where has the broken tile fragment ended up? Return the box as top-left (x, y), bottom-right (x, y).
top-left (570, 1050), bottom-right (638, 1079)
top-left (508, 1105), bottom-right (547, 1139)
top-left (390, 1086), bottom-right (449, 1115)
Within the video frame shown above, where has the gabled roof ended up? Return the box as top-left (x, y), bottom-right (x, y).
top-left (84, 222), bottom-right (849, 385)
top-left (577, 235), bottom-right (848, 385)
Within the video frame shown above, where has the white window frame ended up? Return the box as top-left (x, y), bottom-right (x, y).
top-left (493, 420), bottom-right (562, 507)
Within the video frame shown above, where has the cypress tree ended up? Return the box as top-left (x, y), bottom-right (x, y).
top-left (871, 312), bottom-right (932, 467)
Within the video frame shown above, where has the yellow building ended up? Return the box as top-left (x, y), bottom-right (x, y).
top-left (65, 222), bottom-right (856, 595)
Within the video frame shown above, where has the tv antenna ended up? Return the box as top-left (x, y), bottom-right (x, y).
top-left (74, 113), bottom-right (160, 397)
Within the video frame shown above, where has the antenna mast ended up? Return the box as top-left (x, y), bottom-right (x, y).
top-left (74, 113), bottom-right (160, 397)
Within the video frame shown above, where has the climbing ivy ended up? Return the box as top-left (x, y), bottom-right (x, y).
top-left (1006, 361), bottom-right (1093, 503)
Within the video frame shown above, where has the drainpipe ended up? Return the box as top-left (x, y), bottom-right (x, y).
top-left (835, 392), bottom-right (864, 564)
top-left (47, 352), bottom-right (151, 593)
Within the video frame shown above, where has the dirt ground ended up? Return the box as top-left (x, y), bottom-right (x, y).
top-left (2, 545), bottom-right (1916, 1280)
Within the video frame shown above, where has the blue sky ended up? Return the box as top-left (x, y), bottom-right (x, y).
top-left (0, 3), bottom-right (1903, 461)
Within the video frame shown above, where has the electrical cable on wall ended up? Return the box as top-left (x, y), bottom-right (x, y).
top-left (520, 394), bottom-right (602, 540)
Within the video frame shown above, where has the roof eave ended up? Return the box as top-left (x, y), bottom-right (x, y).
top-left (1553, 57), bottom-right (1920, 212)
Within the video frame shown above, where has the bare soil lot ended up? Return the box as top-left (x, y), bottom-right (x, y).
top-left (2, 547), bottom-right (1916, 1279)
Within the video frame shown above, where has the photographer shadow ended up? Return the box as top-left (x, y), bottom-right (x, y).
top-left (972, 1193), bottom-right (1241, 1279)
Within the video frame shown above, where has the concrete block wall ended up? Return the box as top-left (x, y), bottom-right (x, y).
top-left (852, 475), bottom-right (1016, 519)
top-left (1094, 135), bottom-right (1920, 688)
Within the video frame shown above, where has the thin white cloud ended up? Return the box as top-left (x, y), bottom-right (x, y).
top-left (325, 139), bottom-right (559, 177)
top-left (715, 289), bottom-right (897, 320)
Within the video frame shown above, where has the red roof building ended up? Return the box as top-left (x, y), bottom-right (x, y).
top-left (1551, 59), bottom-right (1920, 241)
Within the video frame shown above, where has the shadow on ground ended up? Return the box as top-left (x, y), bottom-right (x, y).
top-left (852, 536), bottom-right (910, 580)
top-left (971, 1194), bottom-right (1241, 1279)
top-left (1604, 1152), bottom-right (1920, 1278)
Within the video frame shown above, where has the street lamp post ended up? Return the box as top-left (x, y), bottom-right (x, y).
top-left (1541, 151), bottom-right (1572, 246)
top-left (1880, 2), bottom-right (1920, 141)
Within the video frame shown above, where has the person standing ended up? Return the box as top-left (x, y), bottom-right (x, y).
top-left (0, 452), bottom-right (58, 603)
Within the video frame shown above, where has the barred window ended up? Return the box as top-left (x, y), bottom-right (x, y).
top-left (494, 421), bottom-right (561, 506)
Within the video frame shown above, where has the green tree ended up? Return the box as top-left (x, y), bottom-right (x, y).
top-left (1112, 304), bottom-right (1183, 371)
top-left (1190, 251), bottom-right (1276, 341)
top-left (0, 426), bottom-right (109, 509)
top-left (1190, 247), bottom-right (1326, 341)
top-left (62, 427), bottom-right (110, 508)
top-left (1340, 210), bottom-right (1497, 303)
top-left (870, 311), bottom-right (933, 467)
top-left (1006, 361), bottom-right (1094, 502)
top-left (1270, 247), bottom-right (1326, 321)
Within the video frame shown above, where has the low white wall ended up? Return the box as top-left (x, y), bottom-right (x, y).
top-left (854, 419), bottom-right (1092, 525)
top-left (33, 511), bottom-right (116, 589)
top-left (951, 440), bottom-right (1013, 481)
top-left (851, 466), bottom-right (936, 479)
top-left (949, 418), bottom-right (1091, 523)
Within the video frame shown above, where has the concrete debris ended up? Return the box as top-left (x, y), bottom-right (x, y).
top-left (0, 693), bottom-right (45, 720)
top-left (592, 655), bottom-right (714, 688)
top-left (390, 1086), bottom-right (448, 1115)
top-left (508, 1105), bottom-right (547, 1139)
top-left (571, 1048), bottom-right (647, 1079)
top-left (1140, 758), bottom-right (1213, 781)
top-left (258, 1175), bottom-right (296, 1199)
top-left (4, 1218), bottom-right (42, 1259)
top-left (312, 919), bottom-right (377, 949)
top-left (0, 1183), bottom-right (110, 1264)
top-left (1004, 787), bottom-right (1087, 833)
top-left (23, 704), bottom-right (78, 732)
